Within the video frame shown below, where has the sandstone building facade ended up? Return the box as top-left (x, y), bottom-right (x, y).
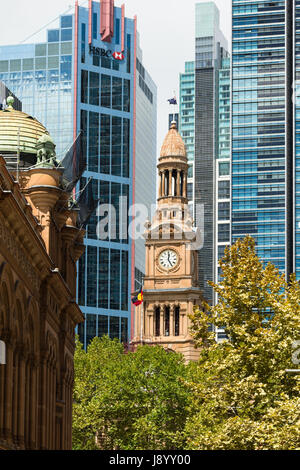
top-left (132, 122), bottom-right (204, 362)
top-left (0, 97), bottom-right (85, 449)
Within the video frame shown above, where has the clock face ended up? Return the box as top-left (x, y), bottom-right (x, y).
top-left (159, 250), bottom-right (178, 270)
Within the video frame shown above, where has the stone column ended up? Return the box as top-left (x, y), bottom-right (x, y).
top-left (168, 170), bottom-right (172, 196)
top-left (170, 305), bottom-right (174, 337)
top-left (159, 172), bottom-right (162, 197)
top-left (12, 350), bottom-right (19, 443)
top-left (176, 170), bottom-right (180, 197)
top-left (4, 344), bottom-right (14, 443)
top-left (149, 311), bottom-right (154, 338)
top-left (183, 173), bottom-right (187, 198)
top-left (18, 351), bottom-right (26, 448)
top-left (160, 308), bottom-right (164, 337)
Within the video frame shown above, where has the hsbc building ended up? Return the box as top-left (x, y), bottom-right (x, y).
top-left (0, 0), bottom-right (157, 347)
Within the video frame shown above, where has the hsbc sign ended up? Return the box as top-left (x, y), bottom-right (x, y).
top-left (89, 44), bottom-right (124, 61)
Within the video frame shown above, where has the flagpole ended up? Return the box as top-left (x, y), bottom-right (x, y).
top-left (141, 277), bottom-right (144, 344)
top-left (140, 300), bottom-right (144, 345)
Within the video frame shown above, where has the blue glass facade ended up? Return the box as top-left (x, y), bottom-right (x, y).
top-left (0, 19), bottom-right (73, 157)
top-left (179, 61), bottom-right (195, 207)
top-left (0, 2), bottom-right (157, 347)
top-left (232, 0), bottom-right (287, 274)
top-left (76, 4), bottom-right (135, 347)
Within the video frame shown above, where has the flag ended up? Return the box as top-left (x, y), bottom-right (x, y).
top-left (60, 132), bottom-right (86, 192)
top-left (131, 288), bottom-right (143, 306)
top-left (76, 178), bottom-right (99, 228)
top-left (167, 97), bottom-right (177, 105)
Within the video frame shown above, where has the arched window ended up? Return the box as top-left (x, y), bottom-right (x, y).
top-left (155, 307), bottom-right (160, 336)
top-left (175, 306), bottom-right (180, 336)
top-left (164, 306), bottom-right (170, 337)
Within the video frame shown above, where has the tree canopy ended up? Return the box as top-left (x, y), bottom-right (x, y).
top-left (186, 236), bottom-right (300, 449)
top-left (73, 337), bottom-right (189, 450)
top-left (73, 236), bottom-right (300, 450)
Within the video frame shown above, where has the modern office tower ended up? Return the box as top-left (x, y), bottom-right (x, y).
top-left (179, 61), bottom-right (195, 212)
top-left (216, 56), bottom-right (231, 277)
top-left (215, 56), bottom-right (231, 340)
top-left (231, 0), bottom-right (299, 281)
top-left (135, 45), bottom-right (157, 291)
top-left (0, 0), bottom-right (157, 347)
top-left (194, 2), bottom-right (228, 304)
top-left (0, 81), bottom-right (22, 110)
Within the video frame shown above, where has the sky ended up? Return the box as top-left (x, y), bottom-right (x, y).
top-left (0, 0), bottom-right (232, 152)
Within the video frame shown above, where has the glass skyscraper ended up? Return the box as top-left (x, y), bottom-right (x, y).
top-left (179, 61), bottom-right (195, 213)
top-left (179, 3), bottom-right (229, 305)
top-left (0, 0), bottom-right (157, 347)
top-left (231, 0), bottom-right (298, 280)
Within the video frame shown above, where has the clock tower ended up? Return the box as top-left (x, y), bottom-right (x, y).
top-left (132, 121), bottom-right (204, 362)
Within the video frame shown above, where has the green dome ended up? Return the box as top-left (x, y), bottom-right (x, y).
top-left (0, 98), bottom-right (48, 156)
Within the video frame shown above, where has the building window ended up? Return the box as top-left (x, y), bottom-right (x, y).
top-left (60, 55), bottom-right (72, 81)
top-left (112, 76), bottom-right (122, 111)
top-left (88, 111), bottom-right (99, 173)
top-left (121, 317), bottom-right (128, 343)
top-left (48, 30), bottom-right (59, 42)
top-left (98, 315), bottom-right (109, 338)
top-left (111, 116), bottom-right (122, 176)
top-left (123, 79), bottom-right (130, 112)
top-left (61, 15), bottom-right (73, 28)
top-left (155, 307), bottom-right (160, 337)
top-left (89, 71), bottom-right (99, 106)
top-left (164, 306), bottom-right (170, 337)
top-left (81, 23), bottom-right (86, 63)
top-left (101, 74), bottom-right (111, 108)
top-left (35, 44), bottom-right (47, 56)
top-left (86, 314), bottom-right (97, 346)
top-left (110, 316), bottom-right (120, 340)
top-left (218, 202), bottom-right (230, 221)
top-left (100, 114), bottom-right (111, 174)
top-left (121, 252), bottom-right (129, 311)
top-left (87, 246), bottom-right (97, 307)
top-left (123, 119), bottom-right (130, 178)
top-left (174, 306), bottom-right (180, 337)
top-left (81, 70), bottom-right (88, 103)
top-left (110, 250), bottom-right (121, 310)
top-left (218, 180), bottom-right (230, 199)
top-left (115, 18), bottom-right (120, 45)
top-left (93, 13), bottom-right (98, 40)
top-left (99, 248), bottom-right (109, 309)
top-left (61, 29), bottom-right (72, 42)
top-left (219, 162), bottom-right (230, 176)
top-left (218, 224), bottom-right (230, 243)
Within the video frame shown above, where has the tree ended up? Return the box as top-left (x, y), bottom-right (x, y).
top-left (73, 336), bottom-right (189, 450)
top-left (185, 236), bottom-right (300, 450)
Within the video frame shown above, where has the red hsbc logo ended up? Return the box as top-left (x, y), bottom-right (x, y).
top-left (113, 52), bottom-right (124, 61)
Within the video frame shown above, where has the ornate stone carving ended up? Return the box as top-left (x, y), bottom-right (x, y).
top-left (0, 215), bottom-right (40, 294)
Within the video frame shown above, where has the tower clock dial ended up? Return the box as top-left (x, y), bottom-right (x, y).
top-left (159, 250), bottom-right (178, 270)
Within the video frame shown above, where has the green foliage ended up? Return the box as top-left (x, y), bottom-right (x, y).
top-left (73, 336), bottom-right (188, 450)
top-left (73, 237), bottom-right (300, 450)
top-left (186, 236), bottom-right (300, 449)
